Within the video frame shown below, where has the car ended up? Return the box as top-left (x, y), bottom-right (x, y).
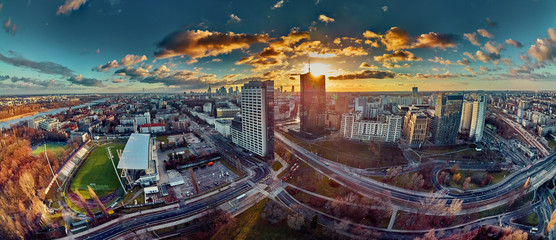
top-left (530, 227), bottom-right (538, 233)
top-left (324, 162), bottom-right (329, 166)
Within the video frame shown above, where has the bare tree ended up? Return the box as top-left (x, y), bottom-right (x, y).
top-left (287, 212), bottom-right (305, 230)
top-left (261, 200), bottom-right (286, 224)
top-left (415, 229), bottom-right (438, 240)
top-left (383, 166), bottom-right (402, 182)
top-left (462, 177), bottom-right (471, 191)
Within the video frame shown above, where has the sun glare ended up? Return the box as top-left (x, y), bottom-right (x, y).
top-left (304, 63), bottom-right (336, 76)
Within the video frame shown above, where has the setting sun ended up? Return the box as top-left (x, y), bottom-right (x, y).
top-left (303, 62), bottom-right (338, 77)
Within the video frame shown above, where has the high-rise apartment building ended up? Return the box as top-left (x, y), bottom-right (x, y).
top-left (469, 95), bottom-right (486, 142)
top-left (231, 81), bottom-right (274, 160)
top-left (432, 93), bottom-right (463, 145)
top-left (403, 111), bottom-right (429, 146)
top-left (412, 87), bottom-right (418, 96)
top-left (300, 72), bottom-right (326, 135)
top-left (340, 113), bottom-right (401, 142)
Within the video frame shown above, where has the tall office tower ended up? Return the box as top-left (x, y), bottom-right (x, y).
top-left (280, 86), bottom-right (283, 93)
top-left (412, 87), bottom-right (418, 96)
top-left (469, 95), bottom-right (486, 142)
top-left (208, 86), bottom-right (212, 97)
top-left (235, 86), bottom-right (239, 94)
top-left (403, 111), bottom-right (429, 146)
top-left (291, 85), bottom-right (295, 93)
top-left (335, 96), bottom-right (349, 114)
top-left (459, 101), bottom-right (473, 132)
top-left (228, 87), bottom-right (233, 95)
top-left (300, 72), bottom-right (326, 135)
top-left (237, 80), bottom-right (274, 160)
top-left (432, 93), bottom-right (463, 145)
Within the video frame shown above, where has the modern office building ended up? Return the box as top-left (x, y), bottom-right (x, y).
top-left (412, 87), bottom-right (418, 96)
top-left (459, 101), bottom-right (473, 133)
top-left (432, 93), bottom-right (463, 145)
top-left (469, 95), bottom-right (487, 142)
top-left (231, 81), bottom-right (274, 160)
top-left (403, 111), bottom-right (429, 146)
top-left (300, 72), bottom-right (326, 136)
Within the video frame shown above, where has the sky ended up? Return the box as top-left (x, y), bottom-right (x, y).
top-left (0, 0), bottom-right (555, 94)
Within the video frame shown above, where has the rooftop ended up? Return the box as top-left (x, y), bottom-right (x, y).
top-left (118, 133), bottom-right (150, 170)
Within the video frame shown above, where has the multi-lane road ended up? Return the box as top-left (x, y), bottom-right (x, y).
top-left (276, 131), bottom-right (556, 211)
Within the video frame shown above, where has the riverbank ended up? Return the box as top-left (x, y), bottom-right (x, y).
top-left (0, 111), bottom-right (40, 123)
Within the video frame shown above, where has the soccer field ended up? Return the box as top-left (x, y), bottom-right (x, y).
top-left (32, 142), bottom-right (67, 157)
top-left (70, 141), bottom-right (125, 199)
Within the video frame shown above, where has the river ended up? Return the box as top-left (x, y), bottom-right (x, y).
top-left (0, 98), bottom-right (109, 130)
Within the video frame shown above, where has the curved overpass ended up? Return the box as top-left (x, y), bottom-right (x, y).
top-left (276, 131), bottom-right (556, 211)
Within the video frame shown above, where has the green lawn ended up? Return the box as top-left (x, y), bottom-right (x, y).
top-left (513, 212), bottom-right (539, 227)
top-left (211, 198), bottom-right (316, 240)
top-left (70, 141), bottom-right (125, 199)
top-left (156, 135), bottom-right (169, 143)
top-left (271, 161), bottom-right (283, 171)
top-left (32, 142), bottom-right (67, 157)
top-left (444, 170), bottom-right (509, 190)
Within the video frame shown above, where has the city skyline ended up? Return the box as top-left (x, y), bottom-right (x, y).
top-left (0, 0), bottom-right (555, 95)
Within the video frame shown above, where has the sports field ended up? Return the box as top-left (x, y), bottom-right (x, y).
top-left (32, 142), bottom-right (67, 157)
top-left (70, 141), bottom-right (125, 199)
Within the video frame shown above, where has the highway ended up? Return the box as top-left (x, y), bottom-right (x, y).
top-left (276, 131), bottom-right (556, 211)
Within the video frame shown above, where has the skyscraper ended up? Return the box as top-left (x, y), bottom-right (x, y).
top-left (469, 95), bottom-right (486, 142)
top-left (412, 87), bottom-right (418, 96)
top-left (291, 85), bottom-right (295, 93)
top-left (232, 81), bottom-right (274, 160)
top-left (459, 101), bottom-right (473, 132)
top-left (432, 93), bottom-right (463, 145)
top-left (300, 72), bottom-right (326, 135)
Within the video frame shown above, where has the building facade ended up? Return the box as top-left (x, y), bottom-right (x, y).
top-left (232, 81), bottom-right (274, 160)
top-left (469, 95), bottom-right (486, 142)
top-left (403, 111), bottom-right (429, 146)
top-left (459, 101), bottom-right (473, 133)
top-left (300, 72), bottom-right (326, 135)
top-left (340, 113), bottom-right (401, 142)
top-left (432, 93), bottom-right (463, 145)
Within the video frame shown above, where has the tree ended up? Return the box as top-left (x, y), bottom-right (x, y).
top-left (383, 166), bottom-right (402, 182)
top-left (287, 212), bottom-right (305, 230)
top-left (452, 173), bottom-right (462, 183)
top-left (261, 200), bottom-right (286, 224)
top-left (450, 164), bottom-right (459, 174)
top-left (462, 177), bottom-right (471, 190)
top-left (415, 229), bottom-right (438, 240)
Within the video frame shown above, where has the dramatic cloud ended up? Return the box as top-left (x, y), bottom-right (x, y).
top-left (526, 28), bottom-right (556, 67)
top-left (428, 56), bottom-right (464, 65)
top-left (228, 14), bottom-right (241, 24)
top-left (381, 27), bottom-right (410, 51)
top-left (57, 0), bottom-right (88, 15)
top-left (318, 14), bottom-right (335, 24)
top-left (114, 66), bottom-right (150, 79)
top-left (477, 29), bottom-right (494, 38)
top-left (373, 50), bottom-right (422, 63)
top-left (329, 70), bottom-right (396, 80)
top-left (67, 74), bottom-right (104, 87)
top-left (359, 62), bottom-right (378, 69)
top-left (271, 0), bottom-right (284, 9)
top-left (0, 52), bottom-right (73, 76)
top-left (464, 32), bottom-right (481, 46)
top-left (0, 75), bottom-right (9, 81)
top-left (483, 41), bottom-right (503, 55)
top-left (3, 17), bottom-right (15, 35)
top-left (121, 54), bottom-right (147, 66)
top-left (154, 30), bottom-right (268, 59)
top-left (501, 58), bottom-right (512, 66)
top-left (485, 17), bottom-right (498, 28)
top-left (412, 32), bottom-right (457, 49)
top-left (473, 50), bottom-right (499, 63)
top-left (95, 60), bottom-right (119, 72)
top-left (382, 62), bottom-right (410, 68)
top-left (464, 66), bottom-right (476, 75)
top-left (411, 71), bottom-right (474, 79)
top-left (362, 30), bottom-right (381, 39)
top-left (112, 78), bottom-right (125, 83)
top-left (94, 54), bottom-right (147, 72)
top-left (10, 76), bottom-right (67, 88)
top-left (505, 39), bottom-right (523, 48)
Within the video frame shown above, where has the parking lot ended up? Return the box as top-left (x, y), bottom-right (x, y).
top-left (171, 161), bottom-right (238, 198)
